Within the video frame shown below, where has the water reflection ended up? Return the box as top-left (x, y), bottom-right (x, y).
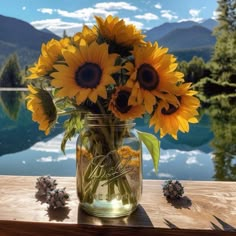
top-left (206, 95), bottom-right (236, 181)
top-left (0, 90), bottom-right (235, 180)
top-left (0, 90), bottom-right (63, 156)
top-left (0, 90), bottom-right (23, 120)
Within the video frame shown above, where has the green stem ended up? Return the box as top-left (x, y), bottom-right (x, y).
top-left (97, 100), bottom-right (107, 115)
top-left (57, 110), bottom-right (77, 116)
top-left (80, 108), bottom-right (137, 206)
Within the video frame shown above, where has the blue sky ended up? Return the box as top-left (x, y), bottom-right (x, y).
top-left (0, 0), bottom-right (218, 36)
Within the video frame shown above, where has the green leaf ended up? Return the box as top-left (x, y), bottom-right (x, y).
top-left (61, 112), bottom-right (84, 154)
top-left (137, 130), bottom-right (160, 174)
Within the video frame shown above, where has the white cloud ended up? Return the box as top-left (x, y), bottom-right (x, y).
top-left (135, 13), bottom-right (158, 21)
top-left (179, 8), bottom-right (203, 23)
top-left (142, 145), bottom-right (153, 160)
top-left (143, 153), bottom-right (152, 161)
top-left (157, 172), bottom-right (173, 178)
top-left (176, 150), bottom-right (201, 156)
top-left (186, 156), bottom-right (202, 166)
top-left (37, 156), bottom-right (53, 162)
top-left (55, 8), bottom-right (117, 21)
top-left (37, 8), bottom-right (54, 15)
top-left (159, 151), bottom-right (176, 163)
top-left (161, 10), bottom-right (178, 21)
top-left (123, 17), bottom-right (143, 29)
top-left (36, 153), bottom-right (75, 163)
top-left (31, 18), bottom-right (84, 36)
top-left (212, 10), bottom-right (219, 20)
top-left (30, 134), bottom-right (76, 152)
top-left (189, 9), bottom-right (201, 18)
top-left (57, 153), bottom-right (75, 161)
top-left (154, 3), bottom-right (162, 9)
top-left (22, 6), bottom-right (26, 11)
top-left (95, 2), bottom-right (137, 11)
top-left (33, 2), bottom-right (138, 35)
top-left (178, 17), bottom-right (203, 23)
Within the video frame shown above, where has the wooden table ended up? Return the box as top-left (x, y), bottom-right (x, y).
top-left (0, 176), bottom-right (235, 235)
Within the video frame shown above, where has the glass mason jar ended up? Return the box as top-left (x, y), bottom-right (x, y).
top-left (76, 114), bottom-right (142, 218)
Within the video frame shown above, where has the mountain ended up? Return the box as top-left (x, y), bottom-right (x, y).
top-left (0, 14), bottom-right (60, 68)
top-left (145, 19), bottom-right (217, 42)
top-left (145, 19), bottom-right (217, 61)
top-left (200, 19), bottom-right (218, 31)
top-left (41, 28), bottom-right (57, 36)
top-left (0, 14), bottom-right (60, 50)
top-left (145, 20), bottom-right (199, 42)
top-left (158, 25), bottom-right (216, 51)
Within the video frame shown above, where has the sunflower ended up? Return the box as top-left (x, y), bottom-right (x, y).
top-left (51, 41), bottom-right (119, 105)
top-left (118, 146), bottom-right (141, 168)
top-left (76, 147), bottom-right (92, 160)
top-left (149, 84), bottom-right (200, 139)
top-left (109, 86), bottom-right (145, 120)
top-left (26, 85), bottom-right (57, 135)
top-left (73, 25), bottom-right (97, 46)
top-left (95, 15), bottom-right (145, 56)
top-left (28, 38), bottom-right (71, 79)
top-left (125, 42), bottom-right (184, 114)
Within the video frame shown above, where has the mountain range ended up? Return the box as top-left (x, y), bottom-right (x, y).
top-left (144, 19), bottom-right (217, 42)
top-left (0, 14), bottom-right (217, 68)
top-left (0, 14), bottom-right (59, 68)
top-left (144, 18), bottom-right (217, 61)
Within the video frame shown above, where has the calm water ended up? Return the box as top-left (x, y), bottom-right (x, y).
top-left (0, 90), bottom-right (235, 181)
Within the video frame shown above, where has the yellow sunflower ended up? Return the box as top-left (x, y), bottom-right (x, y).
top-left (149, 84), bottom-right (200, 139)
top-left (95, 15), bottom-right (145, 56)
top-left (73, 25), bottom-right (97, 46)
top-left (26, 85), bottom-right (57, 135)
top-left (125, 42), bottom-right (184, 114)
top-left (109, 86), bottom-right (145, 120)
top-left (28, 38), bottom-right (71, 79)
top-left (51, 41), bottom-right (119, 105)
top-left (118, 146), bottom-right (141, 168)
top-left (76, 147), bottom-right (92, 160)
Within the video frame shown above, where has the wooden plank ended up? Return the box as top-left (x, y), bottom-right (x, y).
top-left (1, 221), bottom-right (236, 236)
top-left (0, 175), bottom-right (235, 235)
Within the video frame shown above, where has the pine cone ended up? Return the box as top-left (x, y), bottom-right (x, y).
top-left (162, 180), bottom-right (184, 199)
top-left (47, 188), bottom-right (69, 209)
top-left (35, 176), bottom-right (57, 196)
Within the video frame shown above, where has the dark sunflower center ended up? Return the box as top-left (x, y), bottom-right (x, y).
top-left (40, 91), bottom-right (56, 120)
top-left (137, 64), bottom-right (159, 90)
top-left (161, 104), bottom-right (178, 115)
top-left (116, 90), bottom-right (132, 113)
top-left (161, 97), bottom-right (182, 115)
top-left (75, 63), bottom-right (102, 88)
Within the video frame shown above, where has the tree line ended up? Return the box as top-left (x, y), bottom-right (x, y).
top-left (0, 54), bottom-right (25, 87)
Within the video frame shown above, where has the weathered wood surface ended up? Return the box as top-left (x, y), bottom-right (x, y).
top-left (0, 175), bottom-right (235, 235)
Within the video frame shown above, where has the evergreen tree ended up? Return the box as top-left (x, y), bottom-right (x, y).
top-left (178, 57), bottom-right (210, 83)
top-left (0, 54), bottom-right (22, 87)
top-left (63, 30), bottom-right (68, 38)
top-left (196, 0), bottom-right (236, 101)
top-left (187, 57), bottom-right (209, 83)
top-left (210, 0), bottom-right (236, 83)
top-left (215, 0), bottom-right (236, 32)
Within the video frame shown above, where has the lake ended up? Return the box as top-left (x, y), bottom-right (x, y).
top-left (0, 89), bottom-right (235, 181)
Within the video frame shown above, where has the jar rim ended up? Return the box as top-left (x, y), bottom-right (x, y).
top-left (84, 113), bottom-right (135, 127)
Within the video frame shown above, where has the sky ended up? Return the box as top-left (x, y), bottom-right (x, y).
top-left (0, 0), bottom-right (218, 36)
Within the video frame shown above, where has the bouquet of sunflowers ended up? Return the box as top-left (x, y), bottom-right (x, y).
top-left (26, 15), bottom-right (200, 216)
